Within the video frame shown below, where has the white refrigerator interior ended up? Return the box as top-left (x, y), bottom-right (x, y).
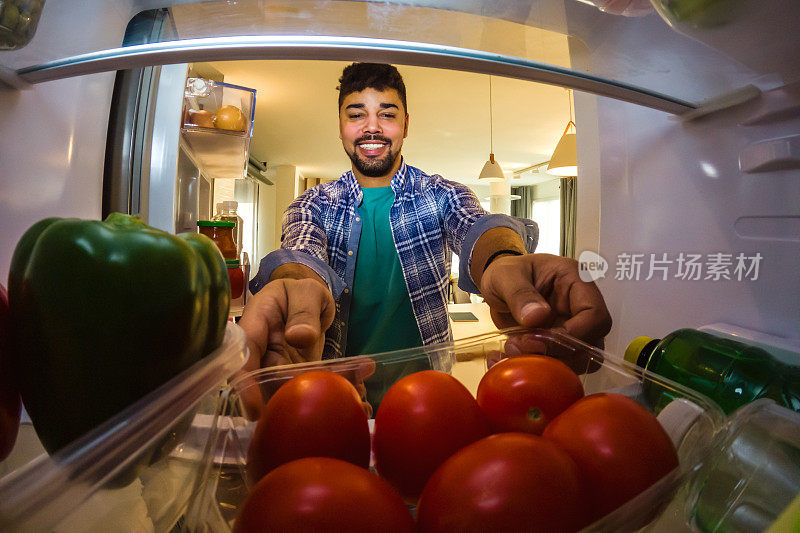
top-left (0, 0), bottom-right (798, 528)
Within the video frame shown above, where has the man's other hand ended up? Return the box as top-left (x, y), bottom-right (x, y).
top-left (480, 253), bottom-right (612, 348)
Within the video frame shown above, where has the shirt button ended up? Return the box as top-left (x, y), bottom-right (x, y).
top-left (356, 217), bottom-right (361, 222)
top-left (344, 288), bottom-right (349, 294)
top-left (341, 321), bottom-right (346, 326)
top-left (348, 250), bottom-right (353, 255)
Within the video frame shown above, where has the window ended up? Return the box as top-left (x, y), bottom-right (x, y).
top-left (531, 197), bottom-right (561, 255)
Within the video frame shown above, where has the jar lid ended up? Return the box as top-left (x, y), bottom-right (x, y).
top-left (226, 259), bottom-right (241, 268)
top-left (197, 220), bottom-right (235, 227)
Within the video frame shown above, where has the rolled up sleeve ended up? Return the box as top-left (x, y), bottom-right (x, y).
top-left (249, 189), bottom-right (345, 298)
top-left (433, 176), bottom-right (538, 294)
top-left (249, 248), bottom-right (344, 297)
top-left (457, 215), bottom-right (539, 294)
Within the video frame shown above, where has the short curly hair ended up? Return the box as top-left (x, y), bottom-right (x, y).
top-left (337, 62), bottom-right (407, 113)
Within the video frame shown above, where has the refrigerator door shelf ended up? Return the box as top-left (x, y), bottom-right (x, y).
top-left (180, 128), bottom-right (251, 181)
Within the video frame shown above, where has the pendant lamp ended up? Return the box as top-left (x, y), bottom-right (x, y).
top-left (546, 89), bottom-right (577, 177)
top-left (478, 76), bottom-right (505, 182)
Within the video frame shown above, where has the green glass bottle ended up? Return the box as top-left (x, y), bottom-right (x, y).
top-left (625, 328), bottom-right (800, 415)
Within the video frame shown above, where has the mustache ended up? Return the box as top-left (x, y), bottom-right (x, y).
top-left (355, 134), bottom-right (392, 145)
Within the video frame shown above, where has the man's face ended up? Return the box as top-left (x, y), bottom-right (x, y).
top-left (339, 87), bottom-right (409, 180)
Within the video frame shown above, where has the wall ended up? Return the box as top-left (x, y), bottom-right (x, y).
top-left (256, 181), bottom-right (277, 268)
top-left (272, 164), bottom-right (300, 251)
top-left (594, 98), bottom-right (799, 353)
top-left (565, 4), bottom-right (800, 351)
top-left (573, 91), bottom-right (602, 258)
top-left (533, 179), bottom-right (560, 200)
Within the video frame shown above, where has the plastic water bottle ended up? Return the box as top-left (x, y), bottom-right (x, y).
top-left (625, 328), bottom-right (800, 415)
top-left (688, 399), bottom-right (800, 533)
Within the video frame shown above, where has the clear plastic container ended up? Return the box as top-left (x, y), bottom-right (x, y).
top-left (0, 323), bottom-right (247, 532)
top-left (687, 399), bottom-right (800, 533)
top-left (180, 79), bottom-right (256, 181)
top-left (182, 327), bottom-right (727, 532)
top-left (182, 78), bottom-right (256, 136)
top-left (0, 0), bottom-right (46, 50)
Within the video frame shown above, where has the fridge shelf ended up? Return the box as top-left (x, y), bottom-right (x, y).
top-left (180, 127), bottom-right (251, 180)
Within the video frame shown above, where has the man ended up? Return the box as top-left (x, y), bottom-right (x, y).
top-left (238, 63), bottom-right (610, 405)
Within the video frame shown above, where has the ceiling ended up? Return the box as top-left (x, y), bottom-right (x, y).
top-left (208, 59), bottom-right (573, 187)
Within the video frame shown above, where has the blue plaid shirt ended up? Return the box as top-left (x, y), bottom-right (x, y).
top-left (250, 160), bottom-right (538, 359)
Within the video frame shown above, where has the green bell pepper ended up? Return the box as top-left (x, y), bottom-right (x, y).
top-left (7, 213), bottom-right (230, 454)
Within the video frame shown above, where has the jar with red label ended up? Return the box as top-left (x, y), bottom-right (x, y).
top-left (226, 259), bottom-right (245, 300)
top-left (197, 221), bottom-right (237, 260)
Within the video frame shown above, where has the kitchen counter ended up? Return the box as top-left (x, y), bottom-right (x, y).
top-left (447, 302), bottom-right (497, 340)
top-left (447, 302), bottom-right (498, 396)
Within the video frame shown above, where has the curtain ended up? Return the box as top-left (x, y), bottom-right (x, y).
top-left (510, 185), bottom-right (534, 219)
top-left (559, 177), bottom-right (577, 258)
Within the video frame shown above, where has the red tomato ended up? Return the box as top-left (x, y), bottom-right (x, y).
top-left (477, 355), bottom-right (584, 435)
top-left (246, 371), bottom-right (370, 485)
top-left (234, 457), bottom-right (414, 533)
top-left (543, 393), bottom-right (679, 522)
top-left (0, 283), bottom-right (21, 461)
top-left (417, 433), bottom-right (589, 533)
top-left (373, 370), bottom-right (489, 501)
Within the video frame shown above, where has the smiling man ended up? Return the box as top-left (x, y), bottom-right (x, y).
top-left (239, 63), bottom-right (610, 412)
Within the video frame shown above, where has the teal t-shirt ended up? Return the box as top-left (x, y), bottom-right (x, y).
top-left (345, 186), bottom-right (423, 357)
top-left (345, 187), bottom-right (430, 409)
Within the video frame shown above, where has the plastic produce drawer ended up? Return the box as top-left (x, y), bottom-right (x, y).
top-left (184, 327), bottom-right (726, 532)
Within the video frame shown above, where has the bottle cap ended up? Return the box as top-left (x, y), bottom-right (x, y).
top-left (656, 398), bottom-right (705, 450)
top-left (625, 336), bottom-right (655, 366)
top-left (223, 200), bottom-right (238, 211)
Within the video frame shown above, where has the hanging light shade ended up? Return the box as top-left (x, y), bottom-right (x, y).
top-left (546, 89), bottom-right (578, 177)
top-left (546, 121), bottom-right (577, 176)
top-left (479, 153), bottom-right (505, 182)
top-left (478, 76), bottom-right (506, 182)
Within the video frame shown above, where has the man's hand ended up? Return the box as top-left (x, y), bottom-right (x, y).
top-left (479, 253), bottom-right (612, 348)
top-left (239, 277), bottom-right (335, 367)
top-left (234, 273), bottom-right (336, 419)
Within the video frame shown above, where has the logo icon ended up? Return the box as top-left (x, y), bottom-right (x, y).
top-left (578, 251), bottom-right (608, 282)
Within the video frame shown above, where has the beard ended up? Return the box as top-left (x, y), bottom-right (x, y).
top-left (346, 135), bottom-right (399, 178)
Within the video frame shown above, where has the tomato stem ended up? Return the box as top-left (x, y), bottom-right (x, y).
top-left (527, 407), bottom-right (543, 422)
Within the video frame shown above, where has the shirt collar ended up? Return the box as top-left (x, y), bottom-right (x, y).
top-left (389, 158), bottom-right (408, 193)
top-left (341, 169), bottom-right (362, 204)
